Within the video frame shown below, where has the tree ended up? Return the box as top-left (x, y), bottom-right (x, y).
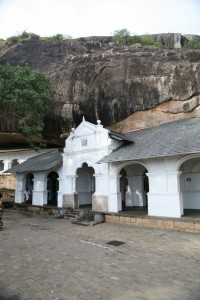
top-left (113, 28), bottom-right (130, 46)
top-left (0, 65), bottom-right (52, 149)
top-left (6, 31), bottom-right (40, 46)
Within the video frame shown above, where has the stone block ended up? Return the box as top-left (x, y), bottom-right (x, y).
top-left (130, 217), bottom-right (136, 223)
top-left (0, 174), bottom-right (16, 190)
top-left (124, 216), bottom-right (131, 224)
top-left (92, 195), bottom-right (108, 212)
top-left (135, 218), bottom-right (143, 226)
top-left (174, 221), bottom-right (194, 231)
top-left (94, 212), bottom-right (105, 223)
top-left (156, 219), bottom-right (174, 230)
top-left (142, 218), bottom-right (156, 228)
top-left (112, 215), bottom-right (120, 223)
top-left (194, 223), bottom-right (200, 231)
top-left (119, 216), bottom-right (125, 223)
top-left (63, 194), bottom-right (78, 209)
top-left (105, 215), bottom-right (112, 222)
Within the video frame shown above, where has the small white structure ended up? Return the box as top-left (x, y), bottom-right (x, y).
top-left (0, 149), bottom-right (53, 193)
top-left (8, 116), bottom-right (200, 219)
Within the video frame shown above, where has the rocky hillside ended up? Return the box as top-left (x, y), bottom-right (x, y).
top-left (0, 33), bottom-right (200, 147)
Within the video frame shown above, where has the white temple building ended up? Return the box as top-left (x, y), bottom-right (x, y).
top-left (6, 116), bottom-right (200, 219)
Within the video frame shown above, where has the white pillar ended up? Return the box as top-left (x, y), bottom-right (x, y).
top-left (32, 173), bottom-right (48, 206)
top-left (62, 175), bottom-right (78, 209)
top-left (147, 171), bottom-right (183, 218)
top-left (57, 177), bottom-right (62, 208)
top-left (108, 174), bottom-right (122, 212)
top-left (15, 174), bottom-right (26, 203)
top-left (93, 173), bottom-right (111, 212)
top-left (3, 160), bottom-right (12, 172)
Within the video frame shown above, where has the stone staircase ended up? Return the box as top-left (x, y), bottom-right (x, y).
top-left (56, 208), bottom-right (105, 226)
top-left (64, 209), bottom-right (81, 220)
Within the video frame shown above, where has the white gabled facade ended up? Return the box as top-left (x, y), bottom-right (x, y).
top-left (11, 118), bottom-right (200, 219)
top-left (61, 118), bottom-right (123, 212)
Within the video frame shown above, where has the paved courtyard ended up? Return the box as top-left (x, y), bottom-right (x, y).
top-left (0, 209), bottom-right (200, 300)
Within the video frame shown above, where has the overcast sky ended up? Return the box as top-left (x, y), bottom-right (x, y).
top-left (0, 0), bottom-right (199, 39)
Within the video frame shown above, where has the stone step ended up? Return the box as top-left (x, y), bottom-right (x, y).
top-left (64, 213), bottom-right (79, 219)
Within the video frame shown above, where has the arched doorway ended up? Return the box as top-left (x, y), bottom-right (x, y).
top-left (47, 172), bottom-right (59, 205)
top-left (76, 163), bottom-right (95, 207)
top-left (179, 157), bottom-right (200, 212)
top-left (25, 173), bottom-right (34, 203)
top-left (120, 169), bottom-right (128, 209)
top-left (119, 164), bottom-right (149, 211)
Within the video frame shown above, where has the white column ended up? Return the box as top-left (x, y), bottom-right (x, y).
top-left (3, 160), bottom-right (12, 172)
top-left (15, 174), bottom-right (26, 203)
top-left (92, 173), bottom-right (110, 212)
top-left (147, 171), bottom-right (183, 218)
top-left (108, 174), bottom-right (122, 212)
top-left (32, 173), bottom-right (48, 206)
top-left (57, 177), bottom-right (62, 208)
top-left (62, 175), bottom-right (78, 208)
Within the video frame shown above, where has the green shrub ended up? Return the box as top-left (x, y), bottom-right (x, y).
top-left (6, 35), bottom-right (19, 46)
top-left (183, 36), bottom-right (200, 48)
top-left (113, 29), bottom-right (163, 48)
top-left (75, 37), bottom-right (87, 42)
top-left (5, 31), bottom-right (40, 46)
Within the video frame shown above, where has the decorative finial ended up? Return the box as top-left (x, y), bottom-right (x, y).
top-left (97, 119), bottom-right (101, 125)
top-left (82, 116), bottom-right (85, 122)
top-left (70, 128), bottom-right (75, 135)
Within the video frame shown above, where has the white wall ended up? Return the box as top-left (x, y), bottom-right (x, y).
top-left (179, 157), bottom-right (200, 209)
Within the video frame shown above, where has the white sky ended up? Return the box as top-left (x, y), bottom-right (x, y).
top-left (0, 0), bottom-right (199, 39)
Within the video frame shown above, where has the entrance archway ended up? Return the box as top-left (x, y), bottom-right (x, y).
top-left (119, 164), bottom-right (149, 211)
top-left (179, 157), bottom-right (200, 212)
top-left (25, 173), bottom-right (34, 203)
top-left (76, 163), bottom-right (95, 206)
top-left (47, 172), bottom-right (59, 205)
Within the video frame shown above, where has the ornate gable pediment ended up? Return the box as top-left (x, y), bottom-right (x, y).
top-left (73, 121), bottom-right (96, 138)
top-left (64, 117), bottom-right (111, 154)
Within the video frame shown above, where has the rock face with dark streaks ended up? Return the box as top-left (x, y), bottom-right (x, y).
top-left (0, 34), bottom-right (200, 146)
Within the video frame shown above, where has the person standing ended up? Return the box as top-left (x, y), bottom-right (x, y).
top-left (24, 188), bottom-right (31, 203)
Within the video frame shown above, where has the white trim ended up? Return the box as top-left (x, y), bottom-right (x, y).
top-left (177, 154), bottom-right (200, 170)
top-left (116, 160), bottom-right (151, 175)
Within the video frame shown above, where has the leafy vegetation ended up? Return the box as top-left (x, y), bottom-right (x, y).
top-left (113, 28), bottom-right (130, 46)
top-left (1, 29), bottom-right (163, 48)
top-left (183, 36), bottom-right (200, 48)
top-left (1, 31), bottom-right (75, 46)
top-left (5, 31), bottom-right (40, 46)
top-left (41, 33), bottom-right (72, 41)
top-left (1, 29), bottom-right (200, 50)
top-left (0, 65), bottom-right (52, 149)
top-left (113, 29), bottom-right (162, 47)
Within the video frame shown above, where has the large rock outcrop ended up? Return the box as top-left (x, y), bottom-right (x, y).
top-left (0, 34), bottom-right (200, 146)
